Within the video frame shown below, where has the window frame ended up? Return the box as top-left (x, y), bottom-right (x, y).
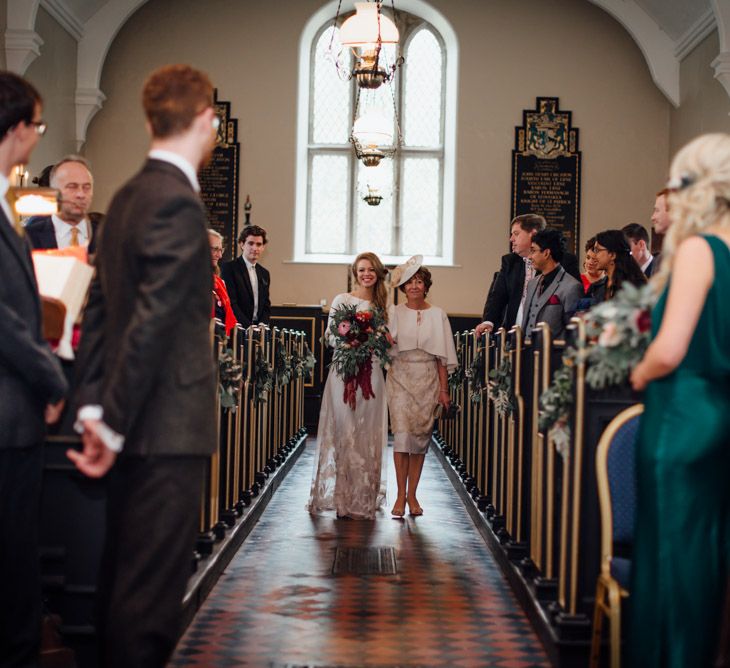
top-left (293, 0), bottom-right (458, 266)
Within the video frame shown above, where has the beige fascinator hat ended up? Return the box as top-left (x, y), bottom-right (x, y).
top-left (389, 254), bottom-right (423, 287)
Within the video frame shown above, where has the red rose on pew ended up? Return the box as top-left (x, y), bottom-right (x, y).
top-left (547, 295), bottom-right (561, 305)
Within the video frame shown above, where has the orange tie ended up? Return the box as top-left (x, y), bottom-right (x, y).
top-left (70, 226), bottom-right (79, 246)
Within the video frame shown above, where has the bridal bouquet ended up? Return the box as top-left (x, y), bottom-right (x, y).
top-left (329, 304), bottom-right (391, 409)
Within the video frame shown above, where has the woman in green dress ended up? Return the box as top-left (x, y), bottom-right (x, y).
top-left (629, 133), bottom-right (730, 667)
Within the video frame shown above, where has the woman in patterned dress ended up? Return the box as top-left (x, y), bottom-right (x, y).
top-left (386, 257), bottom-right (457, 517)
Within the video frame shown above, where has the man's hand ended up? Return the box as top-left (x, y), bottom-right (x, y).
top-left (474, 321), bottom-right (493, 337)
top-left (67, 419), bottom-right (116, 478)
top-left (45, 399), bottom-right (65, 425)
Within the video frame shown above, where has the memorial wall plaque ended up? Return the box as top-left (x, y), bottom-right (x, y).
top-left (199, 90), bottom-right (240, 262)
top-left (511, 97), bottom-right (581, 253)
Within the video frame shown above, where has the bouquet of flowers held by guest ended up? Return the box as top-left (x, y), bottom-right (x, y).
top-left (582, 282), bottom-right (656, 388)
top-left (329, 304), bottom-right (391, 409)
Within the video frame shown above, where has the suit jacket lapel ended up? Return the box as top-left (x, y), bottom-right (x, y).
top-left (534, 267), bottom-right (566, 311)
top-left (239, 257), bottom-right (254, 301)
top-left (0, 212), bottom-right (39, 300)
top-left (43, 219), bottom-right (58, 249)
top-left (522, 277), bottom-right (539, 326)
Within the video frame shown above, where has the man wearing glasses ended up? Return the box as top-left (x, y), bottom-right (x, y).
top-left (0, 71), bottom-right (67, 668)
top-left (69, 65), bottom-right (219, 667)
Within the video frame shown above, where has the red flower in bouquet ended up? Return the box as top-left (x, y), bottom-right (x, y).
top-left (328, 303), bottom-right (391, 409)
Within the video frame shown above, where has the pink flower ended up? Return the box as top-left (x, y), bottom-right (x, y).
top-left (598, 321), bottom-right (622, 347)
top-left (338, 321), bottom-right (351, 336)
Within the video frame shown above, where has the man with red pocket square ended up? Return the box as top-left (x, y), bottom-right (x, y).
top-left (521, 228), bottom-right (584, 339)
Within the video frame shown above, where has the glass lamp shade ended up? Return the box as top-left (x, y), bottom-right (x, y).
top-left (340, 2), bottom-right (399, 47)
top-left (352, 109), bottom-right (393, 148)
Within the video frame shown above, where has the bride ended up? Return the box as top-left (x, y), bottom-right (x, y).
top-left (307, 252), bottom-right (390, 519)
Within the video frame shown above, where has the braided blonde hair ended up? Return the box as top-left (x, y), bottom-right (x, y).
top-left (654, 133), bottom-right (730, 290)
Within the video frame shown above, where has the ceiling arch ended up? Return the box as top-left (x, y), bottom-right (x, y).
top-left (6, 0), bottom-right (730, 146)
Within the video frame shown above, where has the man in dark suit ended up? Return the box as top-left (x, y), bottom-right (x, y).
top-left (475, 214), bottom-right (580, 336)
top-left (68, 65), bottom-right (218, 667)
top-left (0, 71), bottom-right (67, 668)
top-left (25, 155), bottom-right (100, 254)
top-left (622, 222), bottom-right (658, 277)
top-left (221, 224), bottom-right (271, 327)
top-left (522, 228), bottom-right (584, 339)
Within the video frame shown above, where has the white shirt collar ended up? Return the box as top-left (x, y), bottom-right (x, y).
top-left (52, 214), bottom-right (89, 246)
top-left (640, 255), bottom-right (654, 272)
top-left (243, 256), bottom-right (257, 271)
top-left (0, 173), bottom-right (13, 226)
top-left (148, 149), bottom-right (200, 192)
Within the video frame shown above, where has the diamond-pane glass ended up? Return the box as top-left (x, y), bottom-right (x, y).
top-left (312, 27), bottom-right (351, 144)
top-left (355, 161), bottom-right (394, 256)
top-left (309, 154), bottom-right (349, 253)
top-left (400, 157), bottom-right (440, 256)
top-left (403, 30), bottom-right (443, 148)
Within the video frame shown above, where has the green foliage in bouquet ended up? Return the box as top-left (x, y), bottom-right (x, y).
top-left (274, 344), bottom-right (292, 391)
top-left (328, 303), bottom-right (391, 378)
top-left (467, 346), bottom-right (486, 404)
top-left (582, 282), bottom-right (656, 389)
top-left (253, 347), bottom-right (273, 406)
top-left (448, 341), bottom-right (465, 391)
top-left (538, 357), bottom-right (574, 432)
top-left (488, 356), bottom-right (514, 417)
top-left (218, 348), bottom-right (243, 412)
top-left (537, 283), bottom-right (657, 448)
top-left (301, 342), bottom-right (316, 381)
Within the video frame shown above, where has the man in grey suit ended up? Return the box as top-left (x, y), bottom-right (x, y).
top-left (0, 72), bottom-right (67, 668)
top-left (521, 228), bottom-right (584, 339)
top-left (69, 65), bottom-right (218, 667)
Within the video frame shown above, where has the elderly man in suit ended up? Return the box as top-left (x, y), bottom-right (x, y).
top-left (25, 155), bottom-right (99, 254)
top-left (221, 223), bottom-right (271, 327)
top-left (522, 228), bottom-right (584, 339)
top-left (0, 71), bottom-right (67, 668)
top-left (475, 214), bottom-right (580, 337)
top-left (69, 64), bottom-right (218, 667)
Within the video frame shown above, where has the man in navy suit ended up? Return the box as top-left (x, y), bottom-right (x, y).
top-left (221, 224), bottom-right (271, 327)
top-left (475, 214), bottom-right (580, 336)
top-left (25, 155), bottom-right (99, 255)
top-left (622, 222), bottom-right (658, 278)
top-left (0, 71), bottom-right (67, 668)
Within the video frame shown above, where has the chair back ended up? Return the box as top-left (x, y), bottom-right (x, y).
top-left (595, 404), bottom-right (643, 569)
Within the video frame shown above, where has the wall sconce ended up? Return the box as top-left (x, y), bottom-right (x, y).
top-left (363, 186), bottom-right (383, 206)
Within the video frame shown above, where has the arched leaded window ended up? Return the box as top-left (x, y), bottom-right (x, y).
top-left (294, 3), bottom-right (458, 265)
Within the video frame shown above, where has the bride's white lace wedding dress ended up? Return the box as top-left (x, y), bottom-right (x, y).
top-left (307, 293), bottom-right (388, 519)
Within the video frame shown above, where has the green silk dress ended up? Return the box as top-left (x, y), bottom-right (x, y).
top-left (629, 235), bottom-right (730, 667)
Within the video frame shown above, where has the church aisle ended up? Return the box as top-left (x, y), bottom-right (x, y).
top-left (171, 441), bottom-right (549, 667)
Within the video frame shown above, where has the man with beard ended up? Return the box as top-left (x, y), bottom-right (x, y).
top-left (69, 64), bottom-right (218, 667)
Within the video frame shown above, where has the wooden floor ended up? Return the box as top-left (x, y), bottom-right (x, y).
top-left (170, 440), bottom-right (549, 667)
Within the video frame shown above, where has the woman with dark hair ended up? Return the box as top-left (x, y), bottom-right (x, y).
top-left (587, 229), bottom-right (646, 303)
top-left (580, 235), bottom-right (605, 293)
top-left (307, 252), bottom-right (390, 519)
top-left (386, 256), bottom-right (457, 517)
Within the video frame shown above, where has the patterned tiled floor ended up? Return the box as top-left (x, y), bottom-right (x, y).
top-left (170, 441), bottom-right (549, 667)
